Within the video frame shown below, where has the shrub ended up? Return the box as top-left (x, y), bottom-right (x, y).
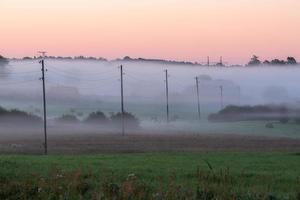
top-left (209, 105), bottom-right (298, 123)
top-left (84, 111), bottom-right (108, 124)
top-left (279, 117), bottom-right (289, 124)
top-left (265, 123), bottom-right (274, 128)
top-left (56, 114), bottom-right (79, 124)
top-left (0, 168), bottom-right (293, 199)
top-left (0, 106), bottom-right (42, 124)
top-left (0, 55), bottom-right (9, 66)
top-left (110, 112), bottom-right (139, 129)
top-left (295, 117), bottom-right (300, 124)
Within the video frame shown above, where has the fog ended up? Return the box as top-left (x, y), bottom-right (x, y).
top-left (1, 60), bottom-right (300, 138)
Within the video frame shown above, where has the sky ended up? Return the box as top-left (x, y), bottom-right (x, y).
top-left (0, 0), bottom-right (300, 64)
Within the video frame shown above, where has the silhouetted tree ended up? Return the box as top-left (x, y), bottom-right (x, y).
top-left (123, 56), bottom-right (133, 61)
top-left (74, 56), bottom-right (86, 60)
top-left (84, 111), bottom-right (108, 124)
top-left (22, 57), bottom-right (33, 60)
top-left (247, 55), bottom-right (261, 66)
top-left (263, 60), bottom-right (271, 65)
top-left (56, 114), bottom-right (79, 124)
top-left (287, 57), bottom-right (297, 65)
top-left (0, 106), bottom-right (41, 124)
top-left (0, 55), bottom-right (9, 66)
top-left (111, 112), bottom-right (139, 129)
top-left (270, 59), bottom-right (285, 65)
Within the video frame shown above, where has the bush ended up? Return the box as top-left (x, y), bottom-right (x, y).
top-left (56, 114), bottom-right (79, 124)
top-left (265, 122), bottom-right (274, 128)
top-left (279, 117), bottom-right (289, 124)
top-left (209, 105), bottom-right (297, 123)
top-left (110, 112), bottom-right (139, 129)
top-left (0, 106), bottom-right (42, 124)
top-left (294, 117), bottom-right (300, 124)
top-left (0, 168), bottom-right (293, 199)
top-left (84, 111), bottom-right (108, 124)
top-left (0, 55), bottom-right (9, 66)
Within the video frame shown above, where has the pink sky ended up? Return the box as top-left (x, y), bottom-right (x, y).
top-left (0, 0), bottom-right (299, 64)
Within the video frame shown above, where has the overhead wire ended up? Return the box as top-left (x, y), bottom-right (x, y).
top-left (46, 64), bottom-right (117, 77)
top-left (0, 79), bottom-right (38, 85)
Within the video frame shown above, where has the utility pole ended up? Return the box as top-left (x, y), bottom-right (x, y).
top-left (38, 51), bottom-right (47, 58)
top-left (220, 85), bottom-right (224, 110)
top-left (220, 56), bottom-right (223, 66)
top-left (39, 58), bottom-right (47, 155)
top-left (207, 56), bottom-right (210, 66)
top-left (237, 86), bottom-right (241, 105)
top-left (119, 65), bottom-right (125, 136)
top-left (195, 77), bottom-right (201, 120)
top-left (164, 69), bottom-right (169, 123)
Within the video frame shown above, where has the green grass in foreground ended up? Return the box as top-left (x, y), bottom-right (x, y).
top-left (0, 152), bottom-right (299, 199)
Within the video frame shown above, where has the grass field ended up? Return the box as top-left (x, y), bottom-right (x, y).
top-left (0, 152), bottom-right (299, 199)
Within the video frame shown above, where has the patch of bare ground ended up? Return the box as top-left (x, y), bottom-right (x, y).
top-left (0, 125), bottom-right (299, 154)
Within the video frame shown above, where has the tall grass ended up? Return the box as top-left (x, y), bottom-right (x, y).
top-left (0, 167), bottom-right (298, 199)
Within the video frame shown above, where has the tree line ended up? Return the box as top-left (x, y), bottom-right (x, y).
top-left (247, 55), bottom-right (298, 66)
top-left (0, 55), bottom-right (9, 66)
top-left (1, 54), bottom-right (299, 67)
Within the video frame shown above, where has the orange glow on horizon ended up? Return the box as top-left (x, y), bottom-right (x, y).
top-left (0, 0), bottom-right (300, 64)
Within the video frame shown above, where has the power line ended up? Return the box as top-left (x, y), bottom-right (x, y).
top-left (48, 67), bottom-right (119, 82)
top-left (0, 79), bottom-right (38, 85)
top-left (47, 69), bottom-right (81, 80)
top-left (125, 74), bottom-right (159, 87)
top-left (0, 70), bottom-right (40, 75)
top-left (8, 62), bottom-right (40, 67)
top-left (47, 64), bottom-right (116, 77)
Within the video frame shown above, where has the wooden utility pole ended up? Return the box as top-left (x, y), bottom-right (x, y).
top-left (207, 56), bottom-right (210, 66)
top-left (120, 65), bottom-right (125, 136)
top-left (220, 85), bottom-right (224, 110)
top-left (237, 86), bottom-right (241, 105)
top-left (195, 77), bottom-right (201, 120)
top-left (40, 59), bottom-right (48, 155)
top-left (164, 69), bottom-right (169, 123)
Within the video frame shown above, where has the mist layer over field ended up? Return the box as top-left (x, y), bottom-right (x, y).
top-left (1, 60), bottom-right (300, 138)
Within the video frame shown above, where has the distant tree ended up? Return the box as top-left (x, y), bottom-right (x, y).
top-left (270, 59), bottom-right (286, 65)
top-left (263, 60), bottom-right (271, 65)
top-left (0, 106), bottom-right (41, 124)
top-left (56, 114), bottom-right (79, 124)
top-left (74, 56), bottom-right (85, 60)
top-left (98, 57), bottom-right (107, 61)
top-left (247, 55), bottom-right (261, 66)
top-left (215, 62), bottom-right (224, 67)
top-left (84, 111), bottom-right (108, 124)
top-left (0, 55), bottom-right (9, 66)
top-left (87, 56), bottom-right (97, 60)
top-left (287, 57), bottom-right (297, 65)
top-left (123, 56), bottom-right (133, 61)
top-left (111, 112), bottom-right (139, 129)
top-left (22, 56), bottom-right (33, 60)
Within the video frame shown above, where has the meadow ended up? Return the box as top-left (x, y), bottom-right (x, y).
top-left (0, 152), bottom-right (299, 199)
